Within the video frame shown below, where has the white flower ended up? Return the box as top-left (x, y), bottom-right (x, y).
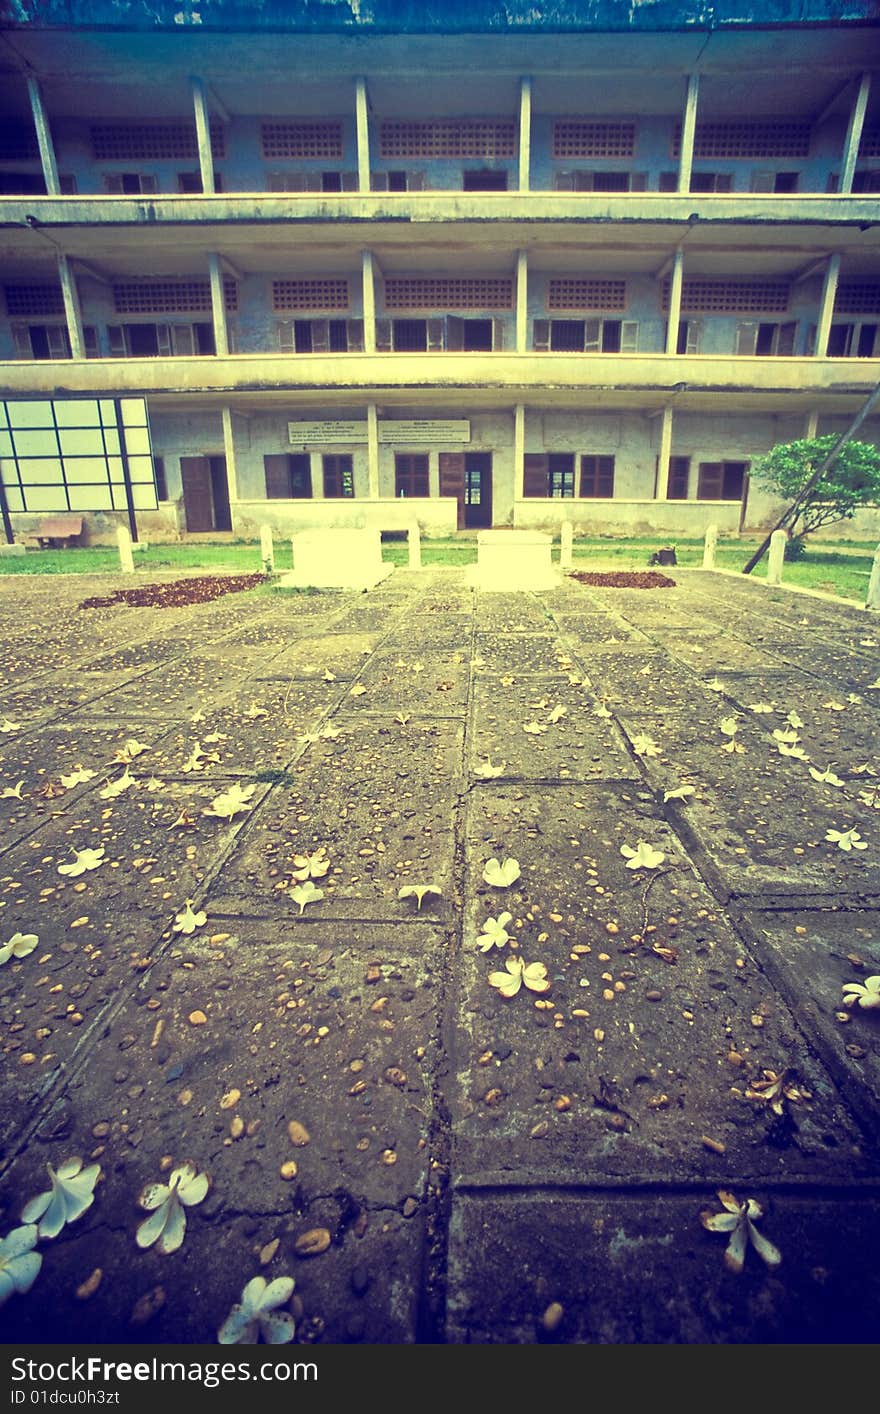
top-left (778, 743), bottom-right (809, 761)
top-left (173, 901), bottom-right (207, 934)
top-left (0, 933), bottom-right (38, 966)
top-left (21, 1158), bottom-right (101, 1239)
top-left (99, 768), bottom-right (135, 800)
top-left (841, 975), bottom-right (880, 1011)
top-left (112, 738), bottom-right (149, 764)
top-left (482, 857), bottom-right (521, 888)
top-left (218, 1276), bottom-right (296, 1345)
top-left (825, 828), bottom-right (867, 852)
top-left (0, 717), bottom-right (21, 733)
top-left (477, 912), bottom-right (514, 951)
top-left (144, 777), bottom-right (165, 792)
top-left (182, 742), bottom-right (219, 774)
top-left (772, 728), bottom-right (799, 745)
top-left (244, 704), bottom-right (268, 720)
top-left (592, 703), bottom-right (613, 720)
top-left (136, 1162), bottom-right (209, 1255)
top-left (203, 783), bottom-right (256, 821)
top-left (663, 785), bottom-right (695, 802)
top-left (705, 678), bottom-right (725, 693)
top-left (823, 700), bottom-right (847, 711)
top-left (474, 757), bottom-right (506, 779)
top-left (0, 1225), bottom-right (41, 1306)
top-left (0, 781), bottom-right (24, 800)
top-left (522, 721), bottom-right (548, 735)
top-left (700, 1191), bottom-right (781, 1274)
top-left (809, 766), bottom-right (845, 787)
top-left (786, 711), bottom-right (805, 729)
top-left (58, 846), bottom-right (106, 878)
top-left (719, 717), bottom-right (739, 737)
top-left (290, 881), bottom-right (324, 914)
top-left (290, 846), bottom-right (330, 881)
top-left (632, 733), bottom-right (660, 757)
top-left (488, 956), bottom-right (551, 998)
top-left (748, 703), bottom-right (775, 714)
top-left (319, 725), bottom-right (341, 740)
top-left (59, 767), bottom-right (96, 788)
top-left (620, 841), bottom-right (665, 870)
top-left (546, 704), bottom-right (566, 724)
top-left (397, 884), bottom-right (442, 911)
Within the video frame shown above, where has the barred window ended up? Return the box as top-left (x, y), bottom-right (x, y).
top-left (261, 122), bottom-right (343, 159)
top-left (379, 120), bottom-right (516, 159)
top-left (272, 279), bottom-right (349, 311)
top-left (548, 279), bottom-right (626, 311)
top-left (0, 122), bottom-right (39, 161)
top-left (4, 284), bottom-right (65, 317)
top-left (91, 121), bottom-right (224, 160)
top-left (112, 278), bottom-right (238, 314)
top-left (553, 122), bottom-right (635, 159)
top-left (835, 283), bottom-right (880, 315)
top-left (673, 122), bottom-right (810, 159)
top-left (384, 277), bottom-right (513, 310)
top-left (663, 279), bottom-right (790, 313)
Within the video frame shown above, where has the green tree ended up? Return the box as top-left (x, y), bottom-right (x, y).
top-left (752, 436), bottom-right (880, 553)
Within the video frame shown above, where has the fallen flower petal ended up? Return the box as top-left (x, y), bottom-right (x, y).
top-left (841, 975), bottom-right (880, 1010)
top-left (700, 1191), bottom-right (781, 1274)
top-left (620, 841), bottom-right (666, 870)
top-left (825, 828), bottom-right (867, 852)
top-left (482, 857), bottom-right (521, 888)
top-left (398, 884), bottom-right (442, 911)
top-left (218, 1275), bottom-right (296, 1345)
top-left (0, 932), bottom-right (38, 966)
top-left (21, 1157), bottom-right (101, 1239)
top-left (0, 1225), bottom-right (41, 1306)
top-left (173, 902), bottom-right (207, 934)
top-left (58, 847), bottom-right (106, 878)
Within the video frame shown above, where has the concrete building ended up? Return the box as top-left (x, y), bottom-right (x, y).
top-left (1, 0), bottom-right (879, 543)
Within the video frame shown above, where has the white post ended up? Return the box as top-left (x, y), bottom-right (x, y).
top-left (367, 402), bottom-right (380, 498)
top-left (656, 405), bottom-right (673, 498)
top-left (840, 73), bottom-right (871, 195)
top-left (866, 543), bottom-right (880, 610)
top-left (190, 76), bottom-right (216, 194)
top-left (408, 521), bottom-right (421, 569)
top-left (516, 249), bottom-right (529, 353)
top-left (58, 254), bottom-right (84, 359)
top-left (361, 249), bottom-right (376, 353)
top-left (290, 537), bottom-right (296, 571)
top-left (678, 74), bottom-right (700, 195)
top-left (703, 523), bottom-right (718, 569)
top-left (518, 76), bottom-right (532, 192)
top-left (355, 77), bottom-right (371, 193)
top-left (664, 247), bottom-right (684, 355)
top-left (208, 252), bottom-right (228, 356)
top-left (260, 524), bottom-right (275, 574)
top-left (117, 523), bottom-right (135, 574)
top-left (767, 529), bottom-right (787, 586)
top-left (560, 520), bottom-right (573, 570)
top-left (815, 253), bottom-right (841, 358)
top-left (26, 76), bottom-right (60, 196)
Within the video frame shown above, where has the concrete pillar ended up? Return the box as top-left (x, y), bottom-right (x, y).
top-left (58, 255), bottom-right (84, 359)
top-left (665, 248), bottom-right (684, 355)
top-left (208, 252), bottom-right (228, 356)
top-left (221, 407), bottom-right (239, 528)
top-left (815, 253), bottom-right (841, 357)
top-left (26, 76), bottom-right (59, 196)
top-left (310, 452), bottom-right (325, 499)
top-left (767, 529), bottom-right (787, 586)
top-left (260, 525), bottom-right (275, 574)
top-left (190, 76), bottom-right (215, 194)
top-left (117, 523), bottom-right (135, 574)
top-left (367, 403), bottom-right (380, 498)
top-left (866, 543), bottom-right (880, 610)
top-left (703, 523), bottom-right (718, 569)
top-left (355, 77), bottom-right (371, 194)
top-left (514, 403), bottom-right (525, 507)
top-left (408, 521), bottom-right (422, 569)
top-left (656, 405), bottom-right (673, 499)
top-left (518, 76), bottom-right (532, 192)
top-left (677, 73), bottom-right (700, 194)
top-left (516, 249), bottom-right (529, 353)
top-left (362, 250), bottom-right (376, 353)
top-left (840, 73), bottom-right (871, 195)
top-left (804, 410), bottom-right (819, 439)
top-left (560, 520), bottom-right (573, 570)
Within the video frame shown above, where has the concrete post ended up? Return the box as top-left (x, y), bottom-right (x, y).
top-left (367, 402), bottom-right (380, 498)
top-left (664, 247), bottom-right (684, 355)
top-left (560, 520), bottom-right (573, 570)
top-left (516, 249), bottom-right (528, 353)
top-left (677, 74), bottom-right (700, 194)
top-left (117, 523), bottom-right (135, 574)
top-left (208, 252), bottom-right (228, 356)
top-left (408, 521), bottom-right (421, 570)
top-left (804, 410), bottom-right (819, 440)
top-left (221, 406), bottom-right (238, 532)
top-left (190, 76), bottom-right (215, 194)
top-left (26, 76), bottom-right (60, 196)
top-left (866, 543), bottom-right (880, 610)
top-left (361, 249), bottom-right (376, 353)
top-left (290, 538), bottom-right (296, 571)
top-left (815, 253), bottom-right (841, 357)
top-left (355, 77), bottom-right (371, 193)
top-left (260, 524), bottom-right (275, 574)
top-left (703, 523), bottom-right (718, 569)
top-left (58, 254), bottom-right (84, 359)
top-left (767, 529), bottom-right (787, 586)
top-left (518, 76), bottom-right (532, 192)
top-left (840, 72), bottom-right (871, 195)
top-left (514, 403), bottom-right (525, 509)
top-left (656, 405), bottom-right (674, 499)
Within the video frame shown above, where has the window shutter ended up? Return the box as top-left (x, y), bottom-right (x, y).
top-left (83, 326), bottom-right (99, 358)
top-left (667, 455), bottom-right (690, 499)
top-left (446, 316), bottom-right (464, 351)
top-left (11, 324), bottom-right (32, 357)
top-left (777, 321), bottom-right (797, 355)
top-left (533, 319), bottom-right (550, 352)
top-left (427, 318), bottom-right (445, 352)
top-left (346, 319), bottom-right (364, 352)
top-left (573, 171), bottom-right (594, 192)
top-left (264, 454), bottom-right (292, 499)
top-left (311, 319), bottom-right (330, 352)
top-left (697, 462), bottom-right (724, 500)
top-left (375, 318), bottom-right (393, 352)
top-left (171, 324), bottom-right (195, 355)
top-left (620, 321), bottom-right (639, 352)
top-left (736, 321), bottom-right (758, 355)
top-left (341, 170), bottom-right (359, 192)
top-left (523, 453), bottom-right (549, 497)
top-left (305, 173), bottom-right (323, 192)
top-left (438, 451), bottom-right (466, 529)
top-left (156, 324), bottom-right (173, 356)
top-left (104, 174), bottom-right (124, 193)
top-left (46, 326), bottom-right (70, 357)
top-left (658, 171), bottom-right (677, 192)
top-left (630, 172), bottom-right (648, 191)
top-left (371, 171), bottom-right (389, 191)
top-left (277, 321), bottom-right (295, 352)
top-left (750, 170), bottom-right (776, 192)
top-left (716, 173), bottom-right (733, 192)
top-left (685, 319), bottom-right (701, 354)
top-left (584, 319), bottom-right (601, 352)
top-left (408, 171), bottom-right (426, 191)
top-left (492, 318), bottom-right (505, 352)
top-left (108, 324), bottom-right (127, 356)
top-left (140, 174), bottom-right (158, 194)
top-left (554, 171), bottom-right (576, 192)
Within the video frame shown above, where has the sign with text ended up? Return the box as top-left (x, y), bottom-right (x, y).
top-left (288, 419), bottom-right (471, 447)
top-left (379, 420), bottom-right (470, 444)
top-left (288, 420), bottom-right (367, 446)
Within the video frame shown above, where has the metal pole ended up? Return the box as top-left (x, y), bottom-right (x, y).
top-left (0, 472), bottom-right (14, 545)
top-left (114, 401), bottom-right (139, 543)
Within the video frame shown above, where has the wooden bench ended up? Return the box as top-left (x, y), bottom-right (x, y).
top-left (34, 516), bottom-right (84, 549)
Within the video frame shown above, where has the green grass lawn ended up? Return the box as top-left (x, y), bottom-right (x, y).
top-left (0, 534), bottom-right (873, 603)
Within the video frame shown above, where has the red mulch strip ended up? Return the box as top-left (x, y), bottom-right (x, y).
top-left (80, 573), bottom-right (266, 609)
top-left (569, 571), bottom-right (677, 590)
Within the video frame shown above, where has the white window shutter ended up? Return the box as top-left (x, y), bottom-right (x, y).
top-left (277, 321), bottom-right (295, 351)
top-left (11, 324), bottom-right (32, 358)
top-left (156, 324), bottom-right (173, 356)
top-left (685, 319), bottom-right (701, 354)
top-left (171, 325), bottom-right (195, 355)
top-left (736, 321), bottom-right (758, 355)
top-left (584, 318), bottom-right (601, 351)
top-left (620, 320), bottom-right (639, 352)
top-left (107, 325), bottom-right (127, 356)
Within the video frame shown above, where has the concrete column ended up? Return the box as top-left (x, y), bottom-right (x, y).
top-left (408, 521), bottom-right (422, 569)
top-left (58, 255), bottom-right (84, 359)
top-left (208, 253), bottom-right (228, 356)
top-left (703, 523), bottom-right (718, 569)
top-left (815, 253), bottom-right (841, 357)
top-left (260, 525), bottom-right (275, 574)
top-left (514, 403), bottom-right (525, 506)
top-left (26, 76), bottom-right (60, 196)
top-left (362, 250), bottom-right (376, 353)
top-left (677, 73), bottom-right (700, 194)
top-left (664, 247), bottom-right (684, 355)
top-left (804, 410), bottom-right (820, 439)
top-left (117, 524), bottom-right (135, 574)
top-left (518, 76), bottom-right (532, 193)
top-left (840, 72), bottom-right (871, 195)
top-left (221, 407), bottom-right (239, 526)
top-left (767, 529), bottom-right (787, 586)
top-left (310, 452), bottom-right (325, 499)
top-left (367, 403), bottom-right (380, 498)
top-left (656, 406), bottom-right (673, 500)
top-left (866, 543), bottom-right (880, 610)
top-left (190, 76), bottom-right (215, 194)
top-left (355, 77), bottom-right (371, 194)
top-left (516, 249), bottom-right (529, 353)
top-left (560, 520), bottom-right (573, 570)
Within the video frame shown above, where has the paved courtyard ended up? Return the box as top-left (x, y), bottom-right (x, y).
top-left (0, 564), bottom-right (878, 1344)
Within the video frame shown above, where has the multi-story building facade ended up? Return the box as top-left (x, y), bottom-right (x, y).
top-left (1, 0), bottom-right (879, 542)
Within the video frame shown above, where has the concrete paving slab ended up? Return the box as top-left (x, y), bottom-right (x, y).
top-left (470, 675), bottom-right (640, 783)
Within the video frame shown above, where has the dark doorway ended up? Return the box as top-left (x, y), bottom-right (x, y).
top-left (181, 455), bottom-right (217, 531)
top-left (464, 452), bottom-right (493, 528)
top-left (210, 456), bottom-right (232, 530)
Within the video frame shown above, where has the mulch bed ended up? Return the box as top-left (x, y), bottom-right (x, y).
top-left (80, 573), bottom-right (266, 609)
top-left (569, 570), bottom-right (677, 590)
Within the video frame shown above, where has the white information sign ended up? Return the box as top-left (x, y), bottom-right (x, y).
top-left (379, 420), bottom-right (470, 444)
top-left (288, 421), bottom-right (367, 446)
top-left (288, 419), bottom-right (471, 447)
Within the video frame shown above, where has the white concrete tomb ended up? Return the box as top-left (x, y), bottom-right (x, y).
top-left (469, 529), bottom-right (560, 592)
top-left (280, 528), bottom-right (393, 590)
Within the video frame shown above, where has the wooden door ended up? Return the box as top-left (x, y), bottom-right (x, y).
top-left (180, 456), bottom-right (215, 532)
top-left (438, 452), bottom-right (465, 530)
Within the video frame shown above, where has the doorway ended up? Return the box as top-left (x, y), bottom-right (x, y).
top-left (464, 452), bottom-right (493, 529)
top-left (180, 455), bottom-right (232, 532)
